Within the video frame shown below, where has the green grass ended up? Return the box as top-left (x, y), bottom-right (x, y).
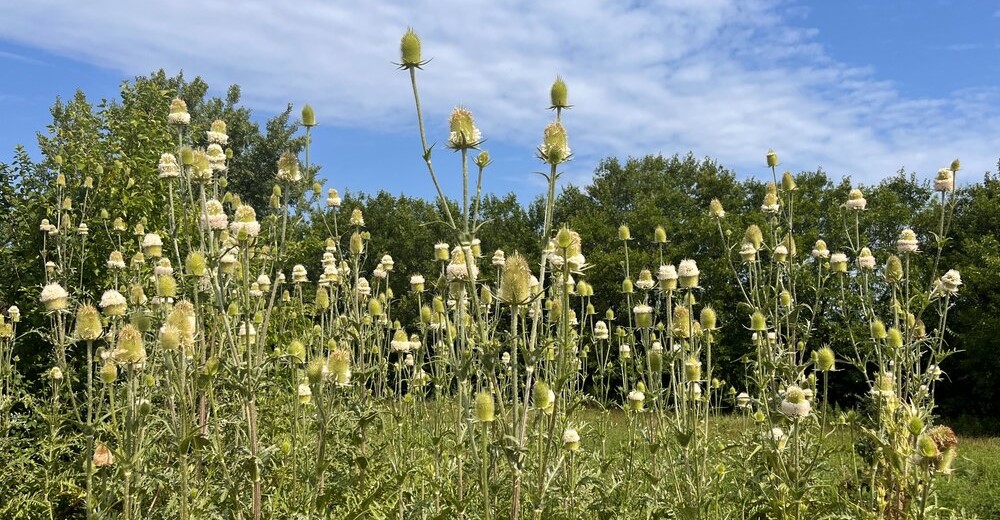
top-left (577, 408), bottom-right (1000, 519)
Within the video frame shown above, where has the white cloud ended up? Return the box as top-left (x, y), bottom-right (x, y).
top-left (1, 0), bottom-right (997, 191)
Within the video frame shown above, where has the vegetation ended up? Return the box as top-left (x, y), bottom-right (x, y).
top-left (0, 29), bottom-right (998, 519)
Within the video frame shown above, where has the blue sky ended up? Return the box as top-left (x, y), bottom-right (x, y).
top-left (1, 1), bottom-right (998, 204)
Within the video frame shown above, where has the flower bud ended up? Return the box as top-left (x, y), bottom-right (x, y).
top-left (815, 346), bottom-right (835, 371)
top-left (684, 357), bottom-right (702, 381)
top-left (700, 306), bottom-right (717, 330)
top-left (400, 28), bottom-right (422, 67)
top-left (750, 311), bottom-right (767, 331)
top-left (100, 361), bottom-right (117, 384)
top-left (474, 391), bottom-right (495, 422)
top-left (654, 225), bottom-right (667, 243)
top-left (870, 319), bottom-right (887, 340)
top-left (618, 224), bottom-right (631, 241)
top-left (75, 304), bottom-right (103, 340)
top-left (886, 327), bottom-right (903, 350)
top-left (885, 255), bottom-right (903, 284)
top-left (549, 75), bottom-right (570, 109)
top-left (780, 171), bottom-right (797, 191)
top-left (301, 104), bottom-right (316, 127)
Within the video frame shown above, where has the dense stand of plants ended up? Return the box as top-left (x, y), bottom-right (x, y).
top-left (0, 29), bottom-right (976, 519)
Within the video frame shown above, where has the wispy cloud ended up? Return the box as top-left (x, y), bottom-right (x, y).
top-left (0, 49), bottom-right (43, 65)
top-left (0, 0), bottom-right (997, 190)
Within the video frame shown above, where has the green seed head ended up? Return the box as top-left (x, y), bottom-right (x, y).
top-left (870, 319), bottom-right (887, 340)
top-left (550, 75), bottom-right (569, 109)
top-left (885, 255), bottom-right (904, 284)
top-left (750, 311), bottom-right (767, 331)
top-left (815, 346), bottom-right (836, 371)
top-left (654, 225), bottom-right (667, 243)
top-left (474, 391), bottom-right (496, 422)
top-left (700, 306), bottom-right (717, 330)
top-left (887, 327), bottom-right (903, 349)
top-left (75, 304), bottom-right (103, 341)
top-left (301, 104), bottom-right (316, 127)
top-left (400, 28), bottom-right (422, 67)
top-left (781, 171), bottom-right (797, 191)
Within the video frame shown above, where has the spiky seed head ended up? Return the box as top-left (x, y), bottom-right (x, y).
top-left (400, 28), bottom-right (422, 67)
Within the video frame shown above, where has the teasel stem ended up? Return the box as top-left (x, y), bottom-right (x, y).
top-left (407, 67), bottom-right (457, 230)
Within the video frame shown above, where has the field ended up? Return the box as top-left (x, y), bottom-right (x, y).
top-left (0, 28), bottom-right (996, 520)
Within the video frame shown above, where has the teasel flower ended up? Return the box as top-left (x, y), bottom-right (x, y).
top-left (766, 149), bottom-right (779, 168)
top-left (563, 427), bottom-right (581, 451)
top-left (870, 318), bottom-right (889, 340)
top-left (410, 274), bottom-right (426, 293)
top-left (815, 346), bottom-right (836, 371)
top-left (500, 252), bottom-right (532, 305)
top-left (40, 283), bottom-right (69, 311)
top-left (325, 188), bottom-right (342, 208)
top-left (635, 269), bottom-right (655, 290)
top-left (894, 227), bottom-right (919, 253)
top-left (633, 304), bottom-right (653, 328)
top-left (277, 151), bottom-right (301, 182)
top-left (206, 144), bottom-right (227, 172)
top-left (168, 98), bottom-right (190, 126)
top-left (538, 121), bottom-right (570, 165)
top-left (398, 27), bottom-right (423, 69)
top-left (761, 189), bottom-right (780, 214)
top-left (709, 198), bottom-right (726, 218)
top-left (593, 320), bottom-right (609, 340)
top-left (107, 251), bottom-right (126, 270)
top-left (773, 245), bottom-right (788, 263)
top-left (533, 381), bottom-right (555, 414)
top-left (153, 259), bottom-right (173, 277)
top-left (781, 385), bottom-right (811, 417)
top-left (736, 392), bottom-right (752, 409)
top-left (207, 119), bottom-right (229, 145)
top-left (934, 167), bottom-right (954, 192)
top-left (356, 278), bottom-right (371, 297)
top-left (75, 304), bottom-right (103, 340)
top-left (93, 443), bottom-right (114, 468)
top-left (627, 386), bottom-right (646, 412)
top-left (857, 247), bottom-right (876, 270)
top-left (830, 252), bottom-right (848, 273)
top-left (219, 251), bottom-right (238, 275)
top-left (750, 310), bottom-right (767, 332)
top-left (446, 246), bottom-right (478, 282)
top-left (936, 269), bottom-right (962, 296)
top-left (447, 106), bottom-right (483, 150)
top-left (781, 171), bottom-right (797, 191)
top-left (870, 372), bottom-right (895, 398)
top-left (474, 391), bottom-right (496, 422)
top-left (230, 204), bottom-right (261, 239)
top-left (141, 233), bottom-right (163, 258)
top-left (737, 242), bottom-right (755, 263)
top-left (845, 188), bottom-right (867, 210)
top-left (238, 322), bottom-right (257, 346)
top-left (672, 306), bottom-right (692, 339)
top-left (39, 218), bottom-right (53, 233)
top-left (743, 225), bottom-right (763, 251)
top-left (291, 264), bottom-right (308, 284)
top-left (769, 427), bottom-right (788, 450)
top-left (618, 343), bottom-right (631, 359)
top-left (187, 149), bottom-right (212, 183)
top-left (684, 357), bottom-right (702, 381)
top-left (114, 324), bottom-right (146, 365)
top-left (928, 425), bottom-right (958, 474)
top-left (549, 75), bottom-right (570, 110)
top-left (491, 249), bottom-right (506, 267)
top-left (678, 259), bottom-right (699, 288)
top-left (158, 153), bottom-right (180, 179)
top-left (297, 383), bottom-right (312, 405)
top-left (200, 199), bottom-right (228, 231)
top-left (374, 254), bottom-right (393, 273)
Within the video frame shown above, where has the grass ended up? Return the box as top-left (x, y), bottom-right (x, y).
top-left (574, 408), bottom-right (1000, 519)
